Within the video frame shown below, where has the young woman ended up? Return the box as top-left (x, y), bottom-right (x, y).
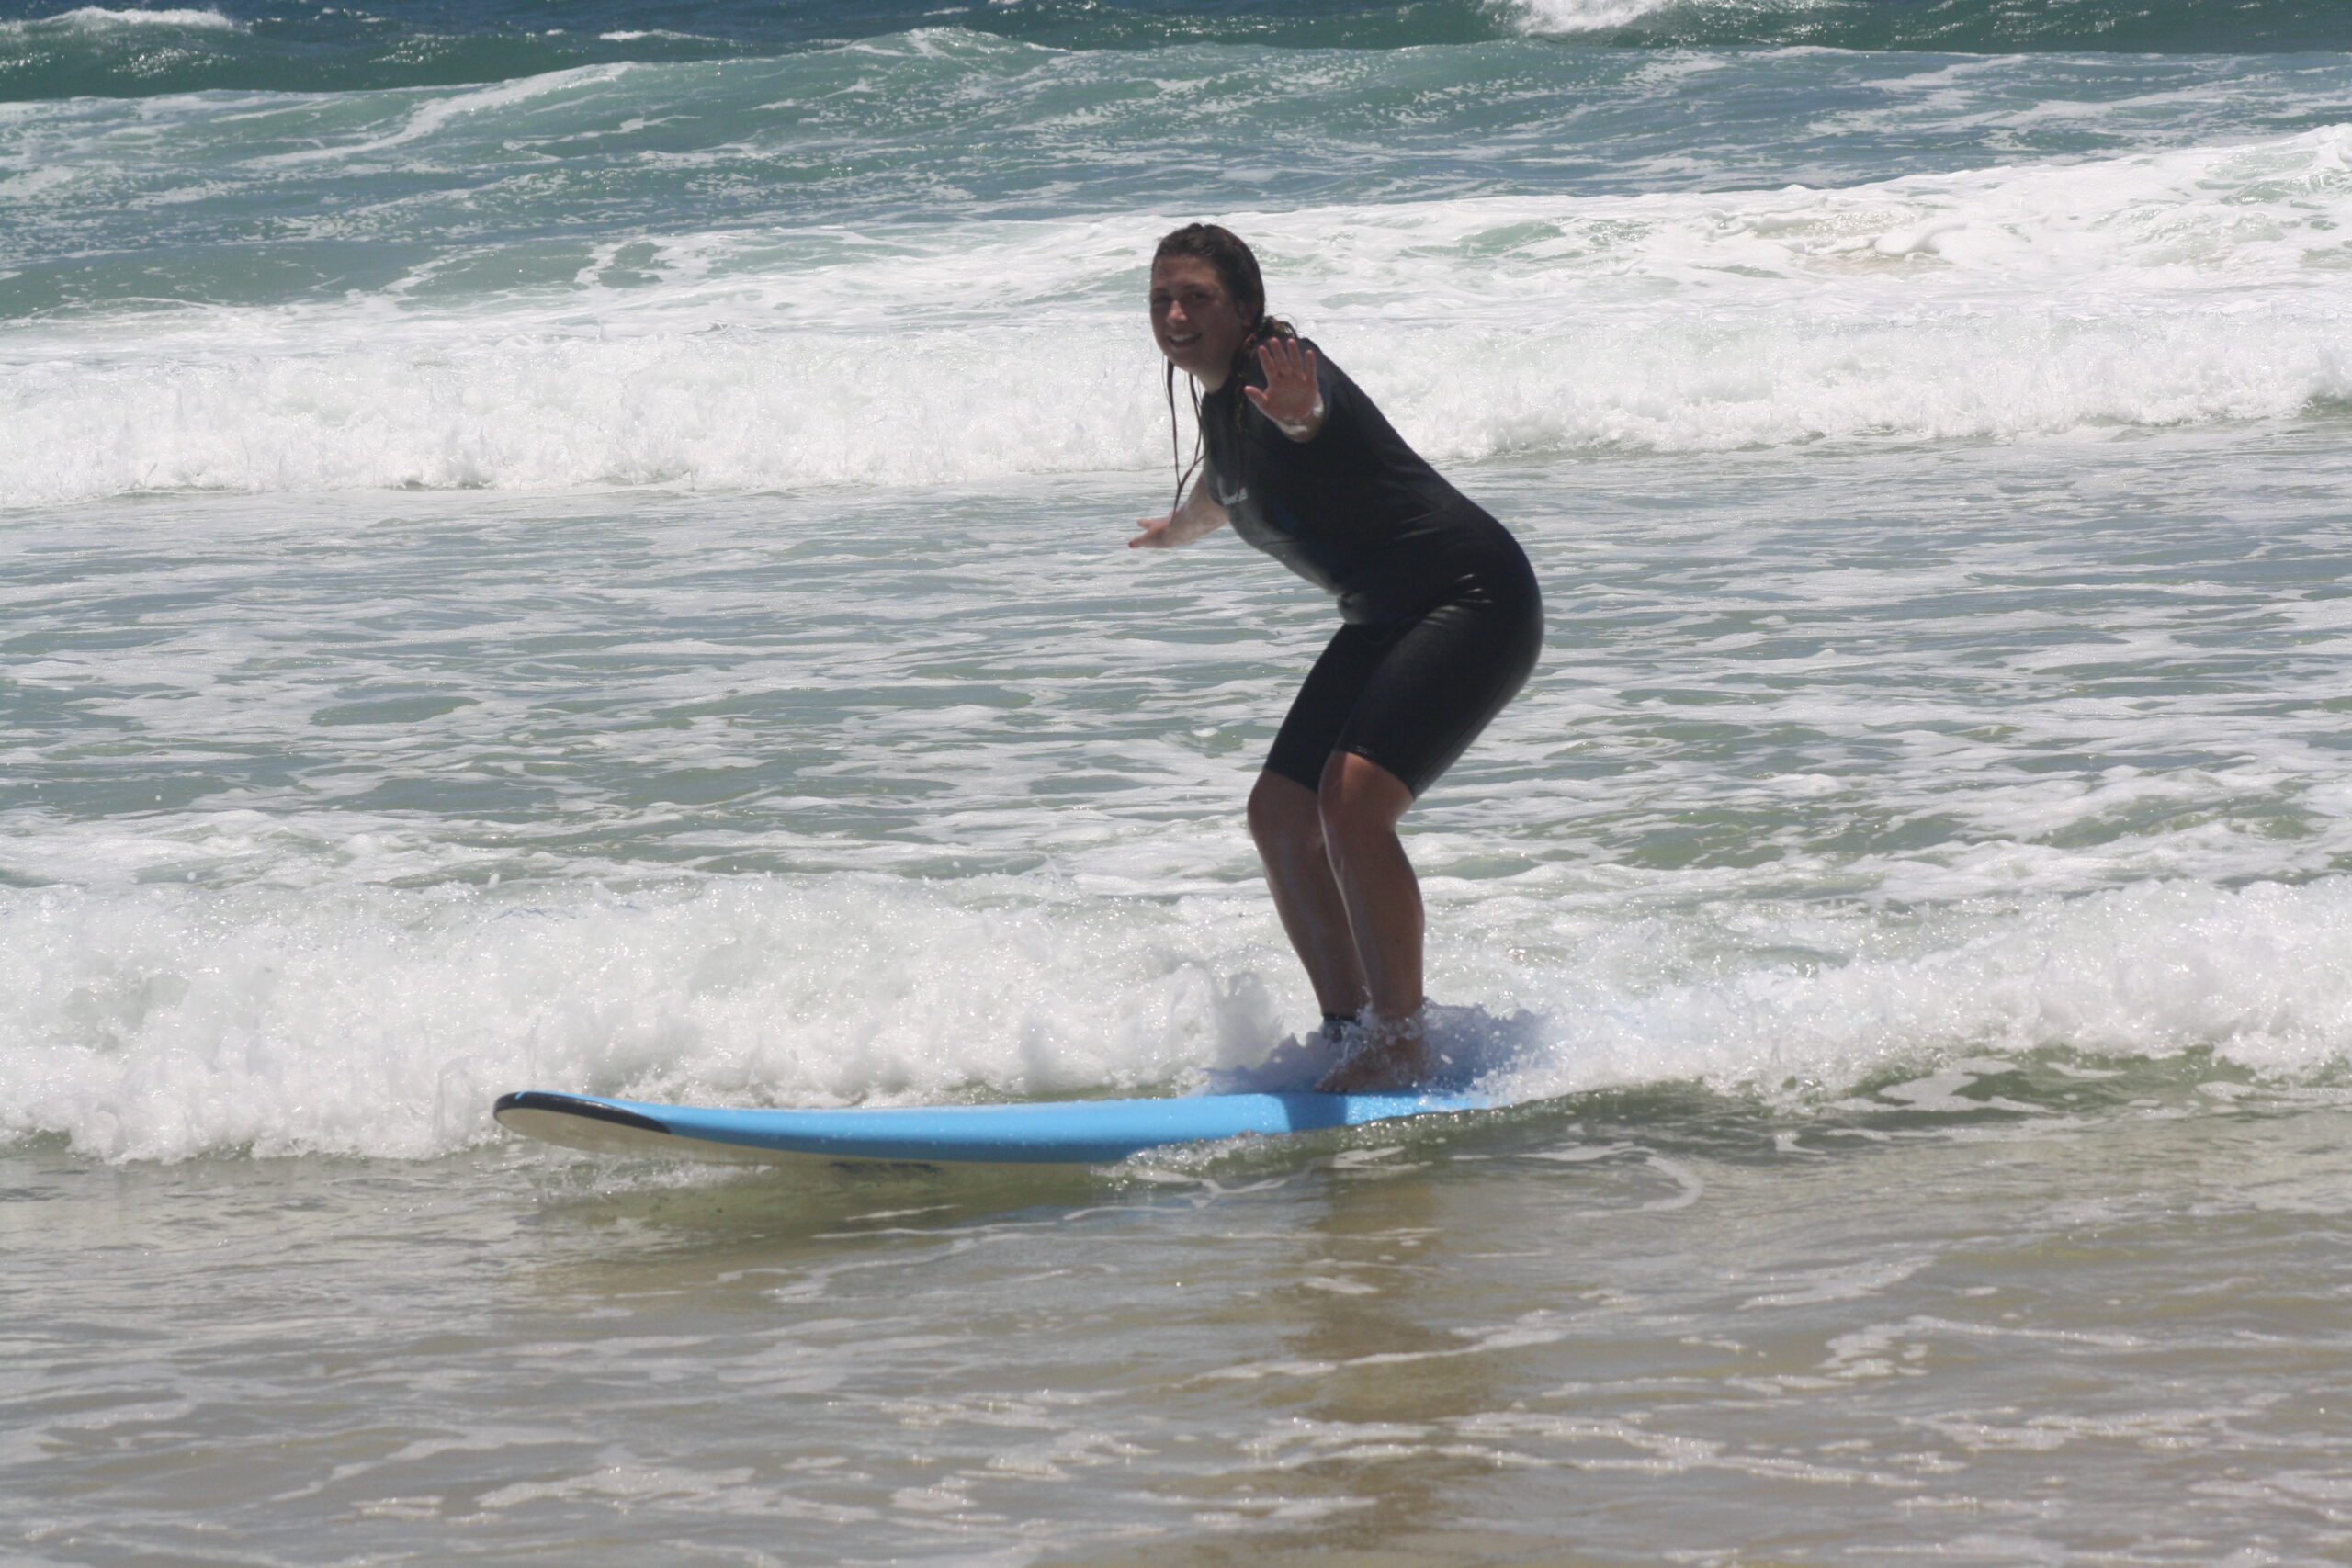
top-left (1132, 224), bottom-right (1543, 1091)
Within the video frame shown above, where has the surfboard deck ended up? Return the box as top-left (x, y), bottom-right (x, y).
top-left (492, 1088), bottom-right (1488, 1166)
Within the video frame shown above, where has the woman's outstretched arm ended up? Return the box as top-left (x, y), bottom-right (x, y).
top-left (1130, 478), bottom-right (1229, 548)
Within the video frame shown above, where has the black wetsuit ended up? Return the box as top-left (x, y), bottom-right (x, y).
top-left (1202, 342), bottom-right (1543, 797)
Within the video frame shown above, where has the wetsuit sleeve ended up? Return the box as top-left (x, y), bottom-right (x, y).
top-left (1302, 351), bottom-right (1345, 444)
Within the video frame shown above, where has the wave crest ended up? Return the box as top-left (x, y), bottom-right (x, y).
top-left (1504, 0), bottom-right (2352, 51)
top-left (5, 126), bottom-right (2348, 505)
top-left (4, 6), bottom-right (238, 31)
top-left (7, 874), bottom-right (2349, 1162)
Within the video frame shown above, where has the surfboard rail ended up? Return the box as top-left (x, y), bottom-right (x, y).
top-left (492, 1088), bottom-right (1487, 1166)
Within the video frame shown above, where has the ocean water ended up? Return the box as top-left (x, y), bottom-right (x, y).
top-left (6, 0), bottom-right (2352, 1562)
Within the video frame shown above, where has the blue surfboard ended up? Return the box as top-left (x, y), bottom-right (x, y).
top-left (492, 1088), bottom-right (1487, 1166)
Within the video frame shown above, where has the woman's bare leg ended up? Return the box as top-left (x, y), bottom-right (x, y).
top-left (1312, 751), bottom-right (1430, 1091)
top-left (1247, 771), bottom-right (1369, 1019)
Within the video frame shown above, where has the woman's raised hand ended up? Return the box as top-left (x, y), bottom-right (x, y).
top-left (1243, 336), bottom-right (1324, 439)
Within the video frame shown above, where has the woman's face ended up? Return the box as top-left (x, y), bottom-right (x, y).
top-left (1149, 254), bottom-right (1251, 389)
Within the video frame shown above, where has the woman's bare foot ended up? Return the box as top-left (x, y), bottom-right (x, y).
top-left (1313, 1007), bottom-right (1430, 1093)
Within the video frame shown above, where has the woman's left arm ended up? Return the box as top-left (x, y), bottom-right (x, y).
top-left (1243, 337), bottom-right (1326, 443)
top-left (1130, 477), bottom-right (1228, 548)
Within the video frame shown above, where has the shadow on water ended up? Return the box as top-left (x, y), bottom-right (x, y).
top-left (1195, 1176), bottom-right (1515, 1562)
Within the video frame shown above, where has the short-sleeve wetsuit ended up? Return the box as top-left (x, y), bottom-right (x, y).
top-left (1201, 341), bottom-right (1543, 797)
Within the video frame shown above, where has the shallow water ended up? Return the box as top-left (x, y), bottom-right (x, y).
top-left (11, 1073), bottom-right (2352, 1565)
top-left (7, 0), bottom-right (2352, 1561)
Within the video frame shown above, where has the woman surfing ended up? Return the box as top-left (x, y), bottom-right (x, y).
top-left (1132, 224), bottom-right (1544, 1092)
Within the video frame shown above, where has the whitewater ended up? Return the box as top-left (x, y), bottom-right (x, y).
top-left (6, 1), bottom-right (2352, 1563)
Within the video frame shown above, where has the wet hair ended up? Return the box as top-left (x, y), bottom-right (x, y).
top-left (1155, 222), bottom-right (1268, 338)
top-left (1152, 223), bottom-right (1295, 513)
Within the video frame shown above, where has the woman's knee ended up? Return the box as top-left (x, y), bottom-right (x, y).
top-left (1317, 751), bottom-right (1411, 848)
top-left (1248, 771), bottom-right (1323, 857)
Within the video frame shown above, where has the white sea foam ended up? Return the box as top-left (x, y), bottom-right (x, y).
top-left (5, 872), bottom-right (2348, 1162)
top-left (1501, 0), bottom-right (1847, 33)
top-left (4, 125), bottom-right (2346, 506)
top-left (4, 6), bottom-right (238, 32)
top-left (1500, 0), bottom-right (1694, 32)
top-left (1485, 878), bottom-right (2352, 1107)
top-left (0, 876), bottom-right (1282, 1161)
